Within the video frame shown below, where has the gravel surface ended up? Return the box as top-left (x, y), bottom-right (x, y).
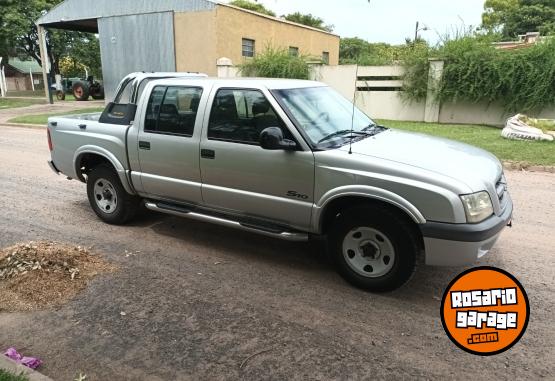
top-left (0, 125), bottom-right (553, 380)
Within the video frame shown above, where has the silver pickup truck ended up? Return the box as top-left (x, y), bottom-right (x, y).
top-left (47, 73), bottom-right (513, 291)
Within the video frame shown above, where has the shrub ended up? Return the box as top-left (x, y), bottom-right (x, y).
top-left (239, 46), bottom-right (312, 79)
top-left (401, 35), bottom-right (555, 112)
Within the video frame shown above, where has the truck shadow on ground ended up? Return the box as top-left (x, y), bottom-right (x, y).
top-left (132, 209), bottom-right (468, 302)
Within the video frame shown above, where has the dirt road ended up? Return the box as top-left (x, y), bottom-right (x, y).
top-left (0, 125), bottom-right (553, 380)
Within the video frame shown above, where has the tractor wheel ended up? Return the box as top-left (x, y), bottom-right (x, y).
top-left (90, 85), bottom-right (105, 100)
top-left (55, 90), bottom-right (66, 101)
top-left (72, 81), bottom-right (90, 101)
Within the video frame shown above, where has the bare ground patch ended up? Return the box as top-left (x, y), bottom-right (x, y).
top-left (0, 241), bottom-right (115, 312)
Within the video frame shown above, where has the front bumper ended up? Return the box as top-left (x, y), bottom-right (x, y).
top-left (48, 160), bottom-right (60, 175)
top-left (420, 194), bottom-right (513, 266)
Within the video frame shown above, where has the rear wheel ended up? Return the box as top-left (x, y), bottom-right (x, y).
top-left (72, 81), bottom-right (90, 101)
top-left (86, 165), bottom-right (140, 224)
top-left (329, 205), bottom-right (419, 292)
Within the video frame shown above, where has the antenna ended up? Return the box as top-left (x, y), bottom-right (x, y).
top-left (348, 63), bottom-right (359, 155)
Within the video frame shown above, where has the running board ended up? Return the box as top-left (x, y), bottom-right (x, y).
top-left (144, 202), bottom-right (309, 242)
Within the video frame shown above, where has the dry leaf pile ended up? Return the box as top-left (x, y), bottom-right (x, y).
top-left (0, 241), bottom-right (115, 312)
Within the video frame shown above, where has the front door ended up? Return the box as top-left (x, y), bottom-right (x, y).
top-left (137, 85), bottom-right (205, 203)
top-left (199, 87), bottom-right (315, 230)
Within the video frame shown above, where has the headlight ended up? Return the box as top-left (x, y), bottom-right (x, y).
top-left (460, 191), bottom-right (493, 223)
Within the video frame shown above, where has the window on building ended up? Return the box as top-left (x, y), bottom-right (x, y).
top-left (322, 51), bottom-right (330, 65)
top-left (208, 88), bottom-right (290, 145)
top-left (289, 47), bottom-right (299, 56)
top-left (145, 86), bottom-right (203, 136)
top-left (242, 38), bottom-right (255, 58)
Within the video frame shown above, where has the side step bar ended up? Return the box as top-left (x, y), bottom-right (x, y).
top-left (144, 202), bottom-right (309, 242)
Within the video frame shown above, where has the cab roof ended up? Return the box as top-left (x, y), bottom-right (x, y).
top-left (148, 77), bottom-right (327, 90)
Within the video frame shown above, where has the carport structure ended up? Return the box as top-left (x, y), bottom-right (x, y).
top-left (36, 0), bottom-right (217, 102)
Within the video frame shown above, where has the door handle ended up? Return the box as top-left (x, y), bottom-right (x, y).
top-left (139, 141), bottom-right (151, 150)
top-left (78, 124), bottom-right (86, 129)
top-left (201, 149), bottom-right (215, 159)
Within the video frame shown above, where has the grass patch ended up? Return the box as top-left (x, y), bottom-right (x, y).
top-left (8, 107), bottom-right (104, 125)
top-left (0, 369), bottom-right (29, 381)
top-left (3, 90), bottom-right (44, 98)
top-left (0, 98), bottom-right (46, 109)
top-left (378, 120), bottom-right (555, 166)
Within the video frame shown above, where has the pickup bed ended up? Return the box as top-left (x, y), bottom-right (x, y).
top-left (47, 73), bottom-right (513, 291)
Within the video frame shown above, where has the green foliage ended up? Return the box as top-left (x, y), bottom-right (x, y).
top-left (229, 0), bottom-right (276, 16)
top-left (0, 0), bottom-right (101, 79)
top-left (400, 35), bottom-right (555, 112)
top-left (339, 37), bottom-right (426, 65)
top-left (283, 12), bottom-right (334, 32)
top-left (0, 369), bottom-right (29, 381)
top-left (482, 0), bottom-right (555, 38)
top-left (239, 46), bottom-right (311, 79)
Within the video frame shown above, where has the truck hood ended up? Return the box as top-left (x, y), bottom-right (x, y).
top-left (341, 129), bottom-right (503, 191)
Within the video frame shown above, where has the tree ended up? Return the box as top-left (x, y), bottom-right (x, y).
top-left (0, 0), bottom-right (63, 78)
top-left (482, 0), bottom-right (555, 38)
top-left (229, 0), bottom-right (276, 16)
top-left (0, 0), bottom-right (101, 79)
top-left (339, 37), bottom-right (427, 65)
top-left (283, 12), bottom-right (334, 32)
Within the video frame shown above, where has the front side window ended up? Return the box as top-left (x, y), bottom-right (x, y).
top-left (144, 86), bottom-right (203, 136)
top-left (242, 38), bottom-right (255, 57)
top-left (208, 88), bottom-right (289, 145)
top-left (272, 86), bottom-right (383, 149)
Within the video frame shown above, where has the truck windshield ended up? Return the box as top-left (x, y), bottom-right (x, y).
top-left (272, 86), bottom-right (382, 148)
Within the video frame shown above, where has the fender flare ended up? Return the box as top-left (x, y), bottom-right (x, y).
top-left (312, 185), bottom-right (426, 233)
top-left (73, 145), bottom-right (136, 195)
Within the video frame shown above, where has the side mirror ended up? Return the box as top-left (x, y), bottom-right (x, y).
top-left (260, 127), bottom-right (297, 151)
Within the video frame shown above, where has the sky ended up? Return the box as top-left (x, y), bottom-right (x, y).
top-left (250, 0), bottom-right (487, 45)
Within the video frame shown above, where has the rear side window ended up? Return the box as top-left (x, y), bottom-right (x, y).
top-left (144, 86), bottom-right (203, 136)
top-left (208, 88), bottom-right (289, 145)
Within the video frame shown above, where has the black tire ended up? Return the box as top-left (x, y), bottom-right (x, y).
top-left (72, 81), bottom-right (90, 101)
top-left (86, 164), bottom-right (140, 225)
top-left (90, 85), bottom-right (104, 100)
top-left (55, 90), bottom-right (66, 101)
top-left (329, 205), bottom-right (419, 292)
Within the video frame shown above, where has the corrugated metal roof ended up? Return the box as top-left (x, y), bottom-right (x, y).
top-left (37, 0), bottom-right (216, 25)
top-left (7, 58), bottom-right (43, 74)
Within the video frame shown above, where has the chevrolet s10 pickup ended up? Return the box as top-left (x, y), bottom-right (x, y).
top-left (47, 72), bottom-right (513, 291)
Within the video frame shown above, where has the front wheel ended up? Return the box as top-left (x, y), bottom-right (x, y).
top-left (329, 205), bottom-right (419, 292)
top-left (86, 165), bottom-right (140, 224)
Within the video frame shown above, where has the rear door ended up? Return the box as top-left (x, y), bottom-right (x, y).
top-left (198, 86), bottom-right (315, 231)
top-left (136, 84), bottom-right (207, 204)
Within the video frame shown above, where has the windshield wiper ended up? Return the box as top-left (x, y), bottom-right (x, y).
top-left (361, 124), bottom-right (388, 136)
top-left (318, 129), bottom-right (367, 144)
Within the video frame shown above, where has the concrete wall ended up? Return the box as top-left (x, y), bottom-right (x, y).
top-left (311, 64), bottom-right (427, 122)
top-left (311, 63), bottom-right (555, 126)
top-left (174, 10), bottom-right (218, 76)
top-left (174, 4), bottom-right (340, 75)
top-left (439, 101), bottom-right (555, 125)
top-left (99, 12), bottom-right (176, 100)
top-left (215, 5), bottom-right (339, 68)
